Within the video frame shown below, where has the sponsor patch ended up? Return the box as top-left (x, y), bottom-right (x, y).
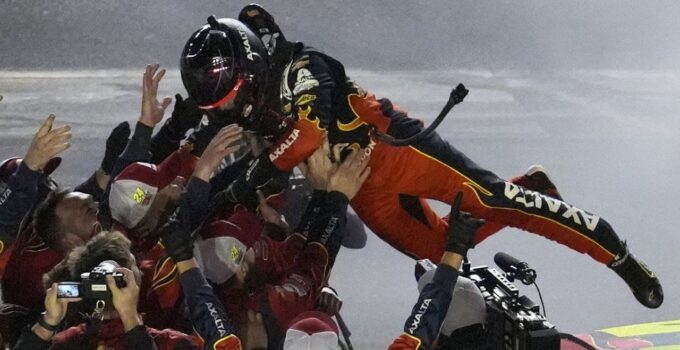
top-left (295, 94), bottom-right (317, 106)
top-left (230, 245), bottom-right (244, 264)
top-left (132, 187), bottom-right (151, 205)
top-left (296, 68), bottom-right (314, 83)
top-left (293, 69), bottom-right (319, 95)
top-left (293, 80), bottom-right (319, 95)
top-left (269, 129), bottom-right (301, 162)
top-left (237, 28), bottom-right (254, 61)
top-left (408, 298), bottom-right (431, 333)
top-left (504, 183), bottom-right (600, 231)
top-left (206, 302), bottom-right (228, 337)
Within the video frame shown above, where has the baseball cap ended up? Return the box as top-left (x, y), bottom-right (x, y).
top-left (109, 162), bottom-right (162, 229)
top-left (193, 220), bottom-right (256, 284)
top-left (109, 150), bottom-right (198, 229)
top-left (283, 311), bottom-right (340, 350)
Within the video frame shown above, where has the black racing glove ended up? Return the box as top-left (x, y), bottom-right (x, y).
top-left (220, 154), bottom-right (290, 212)
top-left (169, 94), bottom-right (204, 134)
top-left (445, 192), bottom-right (485, 256)
top-left (186, 117), bottom-right (224, 157)
top-left (161, 214), bottom-right (194, 262)
top-left (100, 121), bottom-right (131, 174)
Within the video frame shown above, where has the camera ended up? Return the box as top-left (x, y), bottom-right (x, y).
top-left (414, 256), bottom-right (560, 350)
top-left (463, 263), bottom-right (559, 350)
top-left (56, 260), bottom-right (127, 301)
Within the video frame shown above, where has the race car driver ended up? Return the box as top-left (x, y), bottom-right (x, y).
top-left (176, 6), bottom-right (662, 309)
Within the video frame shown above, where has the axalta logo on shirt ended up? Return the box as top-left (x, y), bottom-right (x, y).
top-left (206, 302), bottom-right (228, 337)
top-left (504, 183), bottom-right (600, 231)
top-left (321, 216), bottom-right (339, 245)
top-left (408, 298), bottom-right (431, 334)
top-left (0, 185), bottom-right (11, 207)
top-left (269, 129), bottom-right (301, 162)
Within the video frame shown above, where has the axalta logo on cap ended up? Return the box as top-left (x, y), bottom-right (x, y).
top-left (269, 129), bottom-right (301, 162)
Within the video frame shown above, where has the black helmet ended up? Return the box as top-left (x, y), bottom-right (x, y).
top-left (180, 16), bottom-right (269, 127)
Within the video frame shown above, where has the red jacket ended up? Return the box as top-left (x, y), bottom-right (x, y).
top-left (52, 319), bottom-right (200, 350)
top-left (1, 233), bottom-right (62, 311)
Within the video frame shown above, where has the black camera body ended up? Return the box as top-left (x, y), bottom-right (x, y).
top-left (57, 261), bottom-right (127, 301)
top-left (414, 258), bottom-right (560, 350)
top-left (463, 264), bottom-right (560, 350)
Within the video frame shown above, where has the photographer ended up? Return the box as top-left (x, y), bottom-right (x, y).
top-left (1, 115), bottom-right (132, 345)
top-left (388, 193), bottom-right (484, 350)
top-left (12, 230), bottom-right (198, 350)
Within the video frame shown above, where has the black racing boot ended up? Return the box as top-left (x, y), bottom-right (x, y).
top-left (608, 242), bottom-right (663, 308)
top-left (510, 164), bottom-right (563, 201)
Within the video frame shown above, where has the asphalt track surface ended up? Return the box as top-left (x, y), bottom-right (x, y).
top-left (1, 68), bottom-right (679, 348)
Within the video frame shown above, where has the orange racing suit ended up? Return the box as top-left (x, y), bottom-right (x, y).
top-left (225, 44), bottom-right (625, 264)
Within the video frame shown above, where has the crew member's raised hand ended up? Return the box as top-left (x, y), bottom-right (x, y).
top-left (445, 192), bottom-right (485, 256)
top-left (327, 148), bottom-right (371, 200)
top-left (100, 121), bottom-right (131, 174)
top-left (24, 114), bottom-right (72, 171)
top-left (139, 63), bottom-right (172, 128)
top-left (193, 124), bottom-right (243, 181)
top-left (169, 93), bottom-right (204, 134)
top-left (298, 135), bottom-right (335, 190)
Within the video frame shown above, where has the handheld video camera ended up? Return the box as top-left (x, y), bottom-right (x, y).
top-left (415, 253), bottom-right (560, 350)
top-left (56, 260), bottom-right (127, 302)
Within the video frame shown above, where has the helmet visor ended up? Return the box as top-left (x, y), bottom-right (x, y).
top-left (181, 31), bottom-right (241, 109)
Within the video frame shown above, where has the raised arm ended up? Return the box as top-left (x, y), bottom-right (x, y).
top-left (389, 193), bottom-right (484, 350)
top-left (160, 124), bottom-right (245, 350)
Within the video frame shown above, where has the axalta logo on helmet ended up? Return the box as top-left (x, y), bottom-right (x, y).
top-left (237, 28), bottom-right (255, 61)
